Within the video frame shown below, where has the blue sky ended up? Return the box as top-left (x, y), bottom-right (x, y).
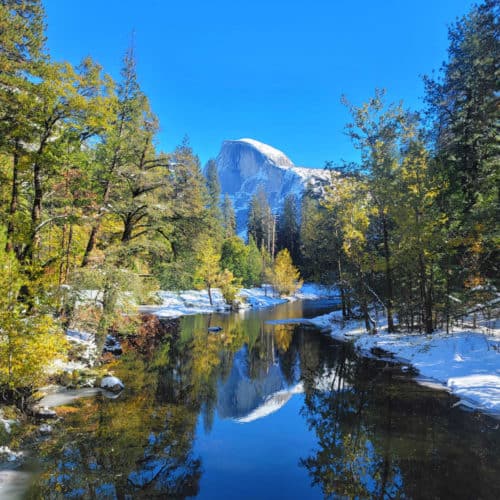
top-left (43, 0), bottom-right (475, 168)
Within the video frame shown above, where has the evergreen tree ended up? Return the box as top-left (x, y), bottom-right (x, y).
top-left (205, 159), bottom-right (221, 212)
top-left (246, 236), bottom-right (263, 287)
top-left (81, 45), bottom-right (140, 266)
top-left (220, 236), bottom-right (248, 283)
top-left (425, 0), bottom-right (499, 292)
top-left (221, 194), bottom-right (236, 238)
top-left (247, 186), bottom-right (275, 256)
top-left (277, 194), bottom-right (300, 263)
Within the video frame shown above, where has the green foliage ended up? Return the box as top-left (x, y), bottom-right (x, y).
top-left (221, 194), bottom-right (236, 238)
top-left (220, 235), bottom-right (263, 288)
top-left (425, 0), bottom-right (499, 293)
top-left (246, 236), bottom-right (263, 287)
top-left (220, 236), bottom-right (248, 281)
top-left (247, 186), bottom-right (276, 255)
top-left (277, 194), bottom-right (300, 262)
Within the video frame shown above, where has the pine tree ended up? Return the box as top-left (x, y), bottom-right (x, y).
top-left (221, 194), bottom-right (236, 238)
top-left (81, 45), bottom-right (141, 266)
top-left (425, 0), bottom-right (499, 293)
top-left (247, 186), bottom-right (275, 255)
top-left (277, 194), bottom-right (300, 263)
top-left (246, 236), bottom-right (263, 287)
top-left (205, 159), bottom-right (221, 213)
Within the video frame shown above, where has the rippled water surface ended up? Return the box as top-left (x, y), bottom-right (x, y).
top-left (17, 300), bottom-right (500, 499)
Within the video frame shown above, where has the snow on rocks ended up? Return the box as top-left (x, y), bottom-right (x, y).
top-left (103, 335), bottom-right (122, 355)
top-left (28, 405), bottom-right (57, 420)
top-left (0, 412), bottom-right (17, 435)
top-left (38, 424), bottom-right (53, 435)
top-left (214, 138), bottom-right (332, 233)
top-left (100, 376), bottom-right (124, 393)
top-left (65, 329), bottom-right (98, 367)
top-left (0, 446), bottom-right (24, 464)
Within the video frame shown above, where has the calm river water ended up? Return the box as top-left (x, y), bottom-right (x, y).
top-left (16, 300), bottom-right (500, 498)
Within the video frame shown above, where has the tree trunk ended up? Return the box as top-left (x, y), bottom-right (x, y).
top-left (121, 213), bottom-right (133, 243)
top-left (6, 143), bottom-right (20, 254)
top-left (338, 258), bottom-right (348, 320)
top-left (382, 216), bottom-right (395, 332)
top-left (81, 177), bottom-right (112, 266)
top-left (23, 159), bottom-right (43, 264)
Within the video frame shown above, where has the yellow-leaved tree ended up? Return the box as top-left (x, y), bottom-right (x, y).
top-left (0, 248), bottom-right (67, 395)
top-left (194, 240), bottom-right (241, 306)
top-left (272, 249), bottom-right (303, 297)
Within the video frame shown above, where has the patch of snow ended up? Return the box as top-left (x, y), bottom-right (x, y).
top-left (294, 283), bottom-right (338, 300)
top-left (0, 412), bottom-right (17, 435)
top-left (237, 138), bottom-right (294, 167)
top-left (238, 286), bottom-right (288, 309)
top-left (0, 446), bottom-right (24, 463)
top-left (312, 309), bottom-right (500, 416)
top-left (141, 283), bottom-right (338, 320)
top-left (48, 329), bottom-right (98, 374)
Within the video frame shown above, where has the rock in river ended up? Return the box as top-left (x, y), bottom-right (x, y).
top-left (100, 376), bottom-right (124, 393)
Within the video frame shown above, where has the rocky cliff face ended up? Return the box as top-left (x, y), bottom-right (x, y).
top-left (214, 138), bottom-right (332, 234)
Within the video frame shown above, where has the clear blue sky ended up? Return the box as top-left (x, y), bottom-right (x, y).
top-left (43, 0), bottom-right (475, 168)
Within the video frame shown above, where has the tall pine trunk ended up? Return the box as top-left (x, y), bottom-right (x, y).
top-left (382, 216), bottom-right (395, 332)
top-left (6, 143), bottom-right (20, 255)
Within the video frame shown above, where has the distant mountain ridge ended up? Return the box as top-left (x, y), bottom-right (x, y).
top-left (214, 138), bottom-right (332, 235)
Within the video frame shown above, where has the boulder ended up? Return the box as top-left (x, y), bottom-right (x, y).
top-left (100, 376), bottom-right (124, 393)
top-left (39, 424), bottom-right (53, 435)
top-left (29, 405), bottom-right (57, 419)
top-left (208, 326), bottom-right (222, 333)
top-left (103, 335), bottom-right (123, 355)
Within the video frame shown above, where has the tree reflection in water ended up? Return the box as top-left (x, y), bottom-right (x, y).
top-left (24, 305), bottom-right (500, 499)
top-left (299, 342), bottom-right (500, 500)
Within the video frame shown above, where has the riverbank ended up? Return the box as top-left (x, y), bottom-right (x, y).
top-left (139, 283), bottom-right (338, 318)
top-left (311, 310), bottom-right (500, 418)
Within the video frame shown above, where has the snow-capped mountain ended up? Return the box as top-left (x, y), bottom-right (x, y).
top-left (214, 138), bottom-right (332, 234)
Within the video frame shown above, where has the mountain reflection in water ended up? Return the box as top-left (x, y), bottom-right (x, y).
top-left (22, 300), bottom-right (500, 499)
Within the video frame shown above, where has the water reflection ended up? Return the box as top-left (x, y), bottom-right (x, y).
top-left (300, 345), bottom-right (500, 499)
top-left (23, 300), bottom-right (500, 499)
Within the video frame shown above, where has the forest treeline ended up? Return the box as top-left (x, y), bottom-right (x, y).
top-left (270, 0), bottom-right (498, 334)
top-left (0, 0), bottom-right (498, 393)
top-left (0, 0), bottom-right (299, 392)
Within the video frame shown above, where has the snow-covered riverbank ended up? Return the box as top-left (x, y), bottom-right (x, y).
top-left (139, 283), bottom-right (338, 319)
top-left (311, 310), bottom-right (500, 418)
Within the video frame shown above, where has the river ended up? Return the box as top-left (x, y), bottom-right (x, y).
top-left (9, 299), bottom-right (500, 499)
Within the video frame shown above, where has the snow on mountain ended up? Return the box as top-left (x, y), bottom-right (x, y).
top-left (214, 138), bottom-right (333, 234)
